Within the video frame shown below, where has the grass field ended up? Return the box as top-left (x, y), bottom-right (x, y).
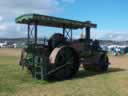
top-left (0, 48), bottom-right (128, 96)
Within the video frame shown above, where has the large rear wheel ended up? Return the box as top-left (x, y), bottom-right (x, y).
top-left (49, 46), bottom-right (80, 80)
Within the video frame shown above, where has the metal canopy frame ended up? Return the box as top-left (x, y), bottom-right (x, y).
top-left (16, 14), bottom-right (97, 44)
top-left (27, 24), bottom-right (38, 44)
top-left (63, 28), bottom-right (73, 41)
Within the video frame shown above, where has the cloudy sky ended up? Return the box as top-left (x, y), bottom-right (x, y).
top-left (0, 0), bottom-right (128, 41)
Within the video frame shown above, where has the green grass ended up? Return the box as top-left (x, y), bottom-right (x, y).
top-left (0, 55), bottom-right (128, 96)
top-left (0, 56), bottom-right (48, 96)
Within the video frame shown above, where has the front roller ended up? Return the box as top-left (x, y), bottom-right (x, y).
top-left (83, 54), bottom-right (109, 72)
top-left (49, 46), bottom-right (80, 80)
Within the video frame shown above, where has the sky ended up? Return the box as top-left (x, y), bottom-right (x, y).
top-left (0, 0), bottom-right (128, 41)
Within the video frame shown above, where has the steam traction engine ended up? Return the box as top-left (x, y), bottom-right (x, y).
top-left (16, 14), bottom-right (109, 80)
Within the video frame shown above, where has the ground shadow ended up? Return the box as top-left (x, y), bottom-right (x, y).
top-left (74, 67), bottom-right (126, 79)
top-left (47, 67), bottom-right (125, 83)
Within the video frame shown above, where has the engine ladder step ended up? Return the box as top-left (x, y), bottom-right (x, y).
top-left (34, 65), bottom-right (44, 80)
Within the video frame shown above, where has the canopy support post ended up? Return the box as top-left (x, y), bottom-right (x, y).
top-left (34, 24), bottom-right (38, 45)
top-left (63, 27), bottom-right (65, 37)
top-left (86, 27), bottom-right (90, 40)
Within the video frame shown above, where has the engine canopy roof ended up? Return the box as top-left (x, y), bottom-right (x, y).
top-left (16, 14), bottom-right (97, 29)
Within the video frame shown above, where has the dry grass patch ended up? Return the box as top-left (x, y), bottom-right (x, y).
top-left (0, 48), bottom-right (21, 57)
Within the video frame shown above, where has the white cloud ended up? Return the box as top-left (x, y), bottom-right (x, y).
top-left (0, 0), bottom-right (61, 16)
top-left (0, 23), bottom-right (25, 38)
top-left (91, 30), bottom-right (128, 41)
top-left (0, 0), bottom-right (77, 38)
top-left (0, 25), bottom-right (7, 31)
top-left (0, 16), bottom-right (3, 22)
top-left (0, 0), bottom-right (62, 38)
